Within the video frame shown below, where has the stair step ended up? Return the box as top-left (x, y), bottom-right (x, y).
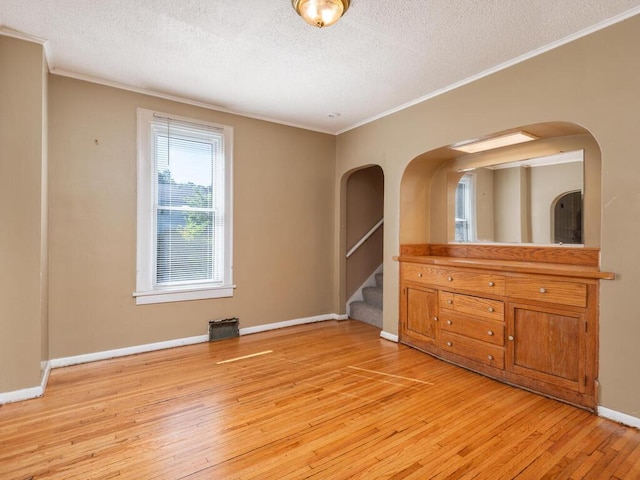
top-left (375, 272), bottom-right (383, 287)
top-left (349, 301), bottom-right (382, 329)
top-left (362, 286), bottom-right (383, 308)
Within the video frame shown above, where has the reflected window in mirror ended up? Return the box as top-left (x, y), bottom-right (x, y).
top-left (455, 174), bottom-right (475, 241)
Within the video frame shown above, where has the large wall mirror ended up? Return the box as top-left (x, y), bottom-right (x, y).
top-left (402, 123), bottom-right (601, 248)
top-left (453, 150), bottom-right (584, 244)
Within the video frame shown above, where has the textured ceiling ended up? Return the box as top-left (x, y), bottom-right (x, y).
top-left (1, 1), bottom-right (640, 134)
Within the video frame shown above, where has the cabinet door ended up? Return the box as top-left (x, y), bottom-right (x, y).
top-left (405, 286), bottom-right (439, 346)
top-left (508, 304), bottom-right (586, 393)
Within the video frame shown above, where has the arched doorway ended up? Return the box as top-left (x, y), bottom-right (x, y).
top-left (344, 165), bottom-right (384, 328)
top-left (552, 190), bottom-right (583, 244)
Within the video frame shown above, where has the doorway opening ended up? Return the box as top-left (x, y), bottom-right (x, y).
top-left (344, 165), bottom-right (384, 328)
top-left (553, 190), bottom-right (583, 244)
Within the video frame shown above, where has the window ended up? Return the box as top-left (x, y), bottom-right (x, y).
top-left (134, 109), bottom-right (233, 305)
top-left (455, 174), bottom-right (475, 242)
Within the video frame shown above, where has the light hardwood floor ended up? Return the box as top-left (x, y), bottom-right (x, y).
top-left (1, 320), bottom-right (639, 479)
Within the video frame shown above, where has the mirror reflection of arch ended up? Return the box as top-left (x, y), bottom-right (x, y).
top-left (400, 122), bottom-right (601, 248)
top-left (552, 190), bottom-right (583, 244)
top-left (453, 150), bottom-right (584, 245)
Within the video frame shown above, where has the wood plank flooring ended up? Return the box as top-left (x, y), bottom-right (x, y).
top-left (1, 320), bottom-right (639, 479)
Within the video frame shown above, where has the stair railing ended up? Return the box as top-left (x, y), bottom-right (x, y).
top-left (346, 218), bottom-right (383, 258)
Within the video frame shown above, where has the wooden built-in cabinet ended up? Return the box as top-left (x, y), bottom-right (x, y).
top-left (397, 244), bottom-right (614, 411)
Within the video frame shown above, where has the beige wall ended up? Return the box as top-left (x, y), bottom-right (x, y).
top-left (474, 168), bottom-right (494, 242)
top-left (0, 37), bottom-right (48, 391)
top-left (346, 166), bottom-right (385, 246)
top-left (48, 75), bottom-right (336, 358)
top-left (346, 166), bottom-right (384, 299)
top-left (494, 167), bottom-right (529, 242)
top-left (335, 16), bottom-right (640, 417)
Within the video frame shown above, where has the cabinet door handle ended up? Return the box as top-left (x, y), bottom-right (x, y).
top-left (488, 307), bottom-right (494, 313)
top-left (433, 316), bottom-right (438, 322)
top-left (508, 335), bottom-right (514, 341)
top-left (447, 299), bottom-right (453, 304)
top-left (447, 276), bottom-right (453, 282)
top-left (488, 355), bottom-right (494, 361)
top-left (487, 330), bottom-right (494, 336)
top-left (446, 320), bottom-right (452, 325)
top-left (418, 273), bottom-right (423, 277)
top-left (488, 281), bottom-right (495, 287)
top-left (539, 287), bottom-right (546, 293)
top-left (446, 341), bottom-right (452, 347)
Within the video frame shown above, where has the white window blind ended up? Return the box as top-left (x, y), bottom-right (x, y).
top-left (152, 117), bottom-right (224, 286)
top-left (135, 109), bottom-right (233, 305)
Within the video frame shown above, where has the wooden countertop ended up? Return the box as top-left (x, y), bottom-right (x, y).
top-left (394, 255), bottom-right (616, 280)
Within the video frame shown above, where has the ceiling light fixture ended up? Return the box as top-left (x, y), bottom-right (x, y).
top-left (451, 131), bottom-right (539, 154)
top-left (292, 0), bottom-right (350, 28)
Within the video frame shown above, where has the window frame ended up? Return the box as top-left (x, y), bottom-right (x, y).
top-left (134, 108), bottom-right (234, 305)
top-left (455, 173), bottom-right (476, 242)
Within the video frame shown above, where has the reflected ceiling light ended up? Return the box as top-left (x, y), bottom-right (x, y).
top-left (451, 131), bottom-right (539, 154)
top-left (292, 0), bottom-right (350, 28)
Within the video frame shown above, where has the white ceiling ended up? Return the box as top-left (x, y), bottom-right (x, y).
top-left (1, 1), bottom-right (639, 134)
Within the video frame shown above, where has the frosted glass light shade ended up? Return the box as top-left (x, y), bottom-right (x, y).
top-left (451, 131), bottom-right (538, 154)
top-left (292, 0), bottom-right (350, 28)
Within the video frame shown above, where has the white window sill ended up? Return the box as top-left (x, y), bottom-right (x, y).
top-left (133, 285), bottom-right (235, 305)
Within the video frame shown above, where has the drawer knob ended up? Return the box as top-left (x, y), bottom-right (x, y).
top-left (508, 335), bottom-right (514, 341)
top-left (418, 273), bottom-right (423, 277)
top-left (488, 307), bottom-right (494, 313)
top-left (488, 355), bottom-right (494, 361)
top-left (433, 316), bottom-right (438, 322)
top-left (539, 287), bottom-right (546, 293)
top-left (487, 330), bottom-right (494, 336)
top-left (488, 281), bottom-right (495, 287)
top-left (447, 276), bottom-right (453, 282)
top-left (446, 320), bottom-right (452, 325)
top-left (446, 341), bottom-right (452, 347)
top-left (447, 299), bottom-right (453, 304)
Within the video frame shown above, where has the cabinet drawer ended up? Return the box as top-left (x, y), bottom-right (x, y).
top-left (440, 313), bottom-right (504, 346)
top-left (506, 278), bottom-right (587, 308)
top-left (440, 291), bottom-right (454, 308)
top-left (441, 332), bottom-right (505, 369)
top-left (439, 270), bottom-right (505, 295)
top-left (403, 264), bottom-right (441, 285)
top-left (442, 292), bottom-right (504, 321)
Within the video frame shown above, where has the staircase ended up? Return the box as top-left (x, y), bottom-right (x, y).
top-left (349, 271), bottom-right (383, 329)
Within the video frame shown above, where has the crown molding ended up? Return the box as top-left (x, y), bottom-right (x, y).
top-left (50, 68), bottom-right (335, 135)
top-left (5, 6), bottom-right (640, 137)
top-left (0, 26), bottom-right (54, 72)
top-left (0, 25), bottom-right (46, 44)
top-left (337, 6), bottom-right (640, 135)
top-left (0, 26), bottom-right (331, 135)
